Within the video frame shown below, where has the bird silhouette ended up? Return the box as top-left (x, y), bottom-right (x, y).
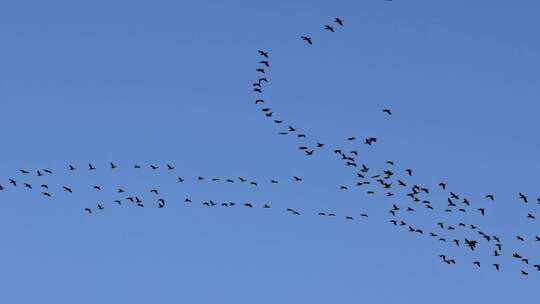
top-left (301, 36), bottom-right (313, 45)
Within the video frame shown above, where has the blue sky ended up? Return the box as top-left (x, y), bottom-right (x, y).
top-left (0, 0), bottom-right (538, 303)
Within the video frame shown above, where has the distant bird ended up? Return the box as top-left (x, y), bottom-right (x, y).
top-left (324, 25), bottom-right (335, 32)
top-left (301, 36), bottom-right (313, 45)
top-left (382, 108), bottom-right (392, 115)
top-left (110, 162), bottom-right (117, 169)
top-left (438, 182), bottom-right (446, 190)
top-left (478, 208), bottom-right (485, 216)
top-left (97, 204), bottom-right (104, 210)
top-left (293, 176), bottom-right (302, 181)
top-left (258, 50), bottom-right (269, 58)
top-left (519, 192), bottom-right (528, 203)
top-left (84, 208), bottom-right (92, 214)
top-left (68, 164), bottom-right (76, 171)
top-left (41, 192), bottom-right (51, 197)
top-left (334, 17), bottom-right (344, 26)
top-left (485, 194), bottom-right (495, 201)
top-left (63, 186), bottom-right (73, 193)
top-left (167, 164), bottom-right (175, 170)
top-left (259, 60), bottom-right (270, 67)
top-left (244, 203), bottom-right (253, 208)
top-left (493, 264), bottom-right (500, 271)
top-left (88, 163), bottom-right (96, 170)
top-left (405, 169), bottom-right (412, 176)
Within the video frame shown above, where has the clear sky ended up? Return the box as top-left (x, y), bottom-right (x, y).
top-left (0, 0), bottom-right (538, 303)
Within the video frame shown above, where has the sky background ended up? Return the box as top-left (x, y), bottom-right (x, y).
top-left (1, 0), bottom-right (539, 303)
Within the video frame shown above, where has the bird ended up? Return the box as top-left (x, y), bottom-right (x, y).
top-left (382, 108), bottom-right (392, 115)
top-left (259, 60), bottom-right (270, 67)
top-left (244, 203), bottom-right (253, 208)
top-left (324, 25), bottom-right (335, 32)
top-left (258, 50), bottom-right (269, 58)
top-left (68, 164), bottom-right (76, 171)
top-left (293, 176), bottom-right (302, 181)
top-left (41, 192), bottom-right (51, 197)
top-left (334, 17), bottom-right (343, 26)
top-left (493, 264), bottom-right (500, 271)
top-left (263, 204), bottom-right (271, 209)
top-left (478, 208), bottom-right (485, 216)
top-left (438, 182), bottom-right (447, 190)
top-left (519, 192), bottom-right (528, 203)
top-left (19, 169), bottom-right (30, 174)
top-left (158, 199), bottom-right (165, 208)
top-left (405, 169), bottom-right (412, 176)
top-left (110, 162), bottom-right (117, 169)
top-left (97, 204), bottom-right (104, 210)
top-left (84, 208), bottom-right (92, 214)
top-left (63, 186), bottom-right (73, 193)
top-left (301, 36), bottom-right (312, 45)
top-left (485, 194), bottom-right (495, 201)
top-left (88, 163), bottom-right (96, 170)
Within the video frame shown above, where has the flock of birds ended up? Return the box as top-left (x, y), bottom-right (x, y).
top-left (250, 17), bottom-right (539, 277)
top-left (2, 15), bottom-right (538, 278)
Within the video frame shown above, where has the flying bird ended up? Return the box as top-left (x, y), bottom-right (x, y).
top-left (301, 36), bottom-right (313, 45)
